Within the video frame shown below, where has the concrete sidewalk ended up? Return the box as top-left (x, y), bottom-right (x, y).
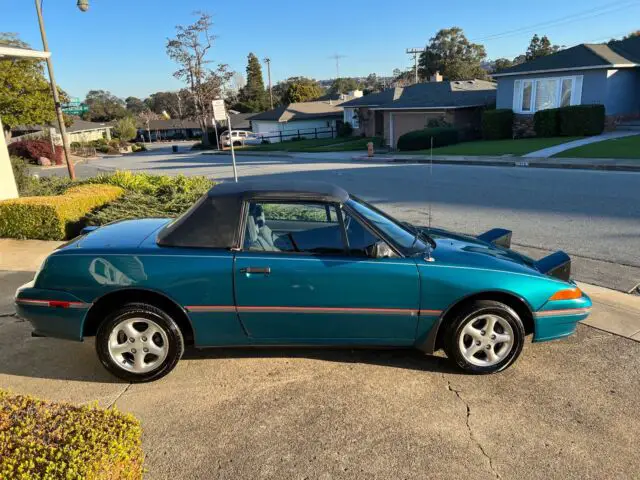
top-left (523, 131), bottom-right (639, 158)
top-left (352, 153), bottom-right (640, 172)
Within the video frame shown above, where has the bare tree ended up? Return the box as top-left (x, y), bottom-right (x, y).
top-left (166, 12), bottom-right (232, 145)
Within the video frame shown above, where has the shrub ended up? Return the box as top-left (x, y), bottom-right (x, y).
top-left (481, 109), bottom-right (513, 140)
top-left (397, 127), bottom-right (459, 151)
top-left (534, 108), bottom-right (560, 137)
top-left (131, 143), bottom-right (147, 152)
top-left (10, 156), bottom-right (33, 194)
top-left (7, 139), bottom-right (63, 165)
top-left (558, 104), bottom-right (605, 136)
top-left (426, 117), bottom-right (451, 128)
top-left (0, 389), bottom-right (143, 479)
top-left (112, 117), bottom-right (138, 142)
top-left (90, 138), bottom-right (109, 147)
top-left (337, 122), bottom-right (353, 137)
top-left (0, 184), bottom-right (124, 240)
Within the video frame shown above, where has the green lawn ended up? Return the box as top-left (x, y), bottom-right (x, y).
top-left (301, 137), bottom-right (381, 152)
top-left (408, 137), bottom-right (583, 156)
top-left (553, 134), bottom-right (640, 159)
top-left (241, 137), bottom-right (371, 152)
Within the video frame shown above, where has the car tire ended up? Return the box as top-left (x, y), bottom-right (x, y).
top-left (233, 141), bottom-right (242, 147)
top-left (443, 300), bottom-right (525, 374)
top-left (96, 302), bottom-right (184, 383)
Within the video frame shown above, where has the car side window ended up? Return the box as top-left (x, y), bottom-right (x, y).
top-left (342, 210), bottom-right (382, 256)
top-left (244, 202), bottom-right (345, 255)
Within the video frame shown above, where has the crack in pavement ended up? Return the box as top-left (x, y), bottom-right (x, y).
top-left (443, 373), bottom-right (501, 479)
top-left (107, 383), bottom-right (132, 409)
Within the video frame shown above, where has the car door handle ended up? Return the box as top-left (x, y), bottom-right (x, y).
top-left (240, 267), bottom-right (271, 275)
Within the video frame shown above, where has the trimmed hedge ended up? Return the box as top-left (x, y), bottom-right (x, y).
top-left (558, 104), bottom-right (605, 136)
top-left (534, 108), bottom-right (560, 137)
top-left (481, 109), bottom-right (513, 140)
top-left (0, 390), bottom-right (143, 479)
top-left (0, 184), bottom-right (124, 240)
top-left (397, 127), bottom-right (459, 151)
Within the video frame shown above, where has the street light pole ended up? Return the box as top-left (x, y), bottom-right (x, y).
top-left (35, 0), bottom-right (82, 180)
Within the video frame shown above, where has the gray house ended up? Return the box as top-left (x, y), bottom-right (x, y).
top-left (493, 36), bottom-right (640, 132)
top-left (341, 79), bottom-right (496, 148)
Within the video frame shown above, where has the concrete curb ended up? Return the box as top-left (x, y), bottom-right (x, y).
top-left (351, 156), bottom-right (640, 172)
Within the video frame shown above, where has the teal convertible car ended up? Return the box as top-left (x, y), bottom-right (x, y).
top-left (16, 181), bottom-right (592, 382)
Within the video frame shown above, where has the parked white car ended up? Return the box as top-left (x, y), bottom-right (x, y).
top-left (220, 130), bottom-right (256, 147)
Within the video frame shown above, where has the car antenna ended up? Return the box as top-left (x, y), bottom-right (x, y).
top-left (428, 136), bottom-right (433, 229)
top-left (424, 136), bottom-right (435, 262)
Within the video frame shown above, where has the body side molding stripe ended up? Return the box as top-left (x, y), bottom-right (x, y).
top-left (184, 305), bottom-right (443, 316)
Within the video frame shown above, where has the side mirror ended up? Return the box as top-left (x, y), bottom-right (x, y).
top-left (368, 240), bottom-right (395, 259)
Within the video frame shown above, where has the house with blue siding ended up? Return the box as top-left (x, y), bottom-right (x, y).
top-left (493, 36), bottom-right (640, 133)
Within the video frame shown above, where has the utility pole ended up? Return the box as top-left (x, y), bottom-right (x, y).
top-left (35, 0), bottom-right (89, 180)
top-left (329, 53), bottom-right (346, 79)
top-left (405, 48), bottom-right (425, 85)
top-left (263, 57), bottom-right (273, 109)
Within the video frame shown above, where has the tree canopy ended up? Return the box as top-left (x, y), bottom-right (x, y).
top-left (525, 34), bottom-right (560, 62)
top-left (418, 27), bottom-right (487, 81)
top-left (273, 77), bottom-right (323, 104)
top-left (166, 12), bottom-right (232, 144)
top-left (0, 33), bottom-right (58, 135)
top-left (125, 96), bottom-right (147, 115)
top-left (83, 90), bottom-right (127, 122)
top-left (330, 77), bottom-right (360, 95)
top-left (236, 53), bottom-right (268, 112)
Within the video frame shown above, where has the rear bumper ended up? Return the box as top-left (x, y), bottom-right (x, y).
top-left (14, 282), bottom-right (90, 341)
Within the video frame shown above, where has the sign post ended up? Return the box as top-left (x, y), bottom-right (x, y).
top-left (212, 99), bottom-right (237, 182)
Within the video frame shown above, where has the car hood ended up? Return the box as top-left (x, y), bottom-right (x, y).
top-left (64, 218), bottom-right (172, 250)
top-left (419, 226), bottom-right (543, 277)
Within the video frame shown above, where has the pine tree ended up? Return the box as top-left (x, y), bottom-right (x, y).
top-left (238, 53), bottom-right (268, 112)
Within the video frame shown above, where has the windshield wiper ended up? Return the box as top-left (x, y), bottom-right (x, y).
top-left (404, 222), bottom-right (437, 250)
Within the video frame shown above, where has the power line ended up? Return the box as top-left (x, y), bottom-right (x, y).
top-left (472, 0), bottom-right (639, 42)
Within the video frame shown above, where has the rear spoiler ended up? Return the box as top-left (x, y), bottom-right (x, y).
top-left (535, 251), bottom-right (571, 282)
top-left (477, 228), bottom-right (512, 249)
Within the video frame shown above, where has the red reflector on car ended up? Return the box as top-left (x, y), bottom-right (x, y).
top-left (48, 300), bottom-right (72, 308)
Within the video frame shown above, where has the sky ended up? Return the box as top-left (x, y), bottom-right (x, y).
top-left (2, 0), bottom-right (639, 100)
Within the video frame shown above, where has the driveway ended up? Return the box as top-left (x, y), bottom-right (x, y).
top-left (1, 270), bottom-right (639, 479)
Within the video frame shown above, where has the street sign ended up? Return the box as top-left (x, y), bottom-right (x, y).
top-left (62, 103), bottom-right (88, 115)
top-left (212, 99), bottom-right (226, 122)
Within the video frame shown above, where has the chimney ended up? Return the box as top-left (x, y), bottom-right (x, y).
top-left (430, 71), bottom-right (443, 82)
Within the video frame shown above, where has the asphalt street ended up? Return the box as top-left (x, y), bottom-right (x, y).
top-left (51, 144), bottom-right (640, 292)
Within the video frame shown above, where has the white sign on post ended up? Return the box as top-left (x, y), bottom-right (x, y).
top-left (212, 99), bottom-right (237, 182)
top-left (212, 99), bottom-right (226, 122)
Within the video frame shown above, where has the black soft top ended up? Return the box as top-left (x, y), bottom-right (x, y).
top-left (156, 180), bottom-right (349, 249)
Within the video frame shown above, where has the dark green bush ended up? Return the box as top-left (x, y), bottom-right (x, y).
top-left (0, 389), bottom-right (143, 479)
top-left (397, 127), bottom-right (459, 151)
top-left (338, 122), bottom-right (353, 137)
top-left (558, 105), bottom-right (605, 136)
top-left (481, 109), bottom-right (513, 140)
top-left (426, 117), bottom-right (451, 128)
top-left (534, 108), bottom-right (560, 137)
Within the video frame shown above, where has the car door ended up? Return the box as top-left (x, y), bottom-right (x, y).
top-left (233, 200), bottom-right (420, 345)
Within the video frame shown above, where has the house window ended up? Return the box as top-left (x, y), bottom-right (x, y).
top-left (522, 81), bottom-right (533, 112)
top-left (514, 75), bottom-right (582, 113)
top-left (560, 78), bottom-right (572, 107)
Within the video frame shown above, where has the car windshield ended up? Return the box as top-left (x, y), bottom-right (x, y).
top-left (347, 196), bottom-right (428, 255)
